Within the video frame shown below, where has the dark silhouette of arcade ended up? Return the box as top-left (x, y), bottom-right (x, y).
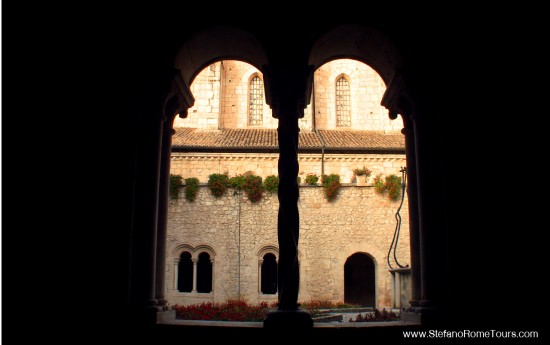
top-left (112, 14), bottom-right (544, 340)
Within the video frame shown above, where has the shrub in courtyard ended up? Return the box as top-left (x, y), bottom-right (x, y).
top-left (228, 175), bottom-right (246, 190)
top-left (174, 300), bottom-right (278, 321)
top-left (243, 175), bottom-right (264, 203)
top-left (349, 308), bottom-right (399, 322)
top-left (207, 173), bottom-right (229, 197)
top-left (305, 173), bottom-right (319, 185)
top-left (321, 174), bottom-right (341, 202)
top-left (263, 175), bottom-right (279, 193)
top-left (169, 174), bottom-right (183, 199)
top-left (373, 174), bottom-right (402, 201)
top-left (184, 177), bottom-right (200, 202)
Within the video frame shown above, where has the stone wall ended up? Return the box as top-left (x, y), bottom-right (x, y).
top-left (175, 62), bottom-right (221, 129)
top-left (166, 183), bottom-right (410, 309)
top-left (170, 152), bottom-right (406, 185)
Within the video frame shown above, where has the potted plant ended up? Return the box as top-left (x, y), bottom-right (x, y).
top-left (305, 173), bottom-right (319, 185)
top-left (352, 166), bottom-right (372, 186)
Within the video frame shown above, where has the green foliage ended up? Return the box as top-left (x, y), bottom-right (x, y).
top-left (297, 176), bottom-right (302, 184)
top-left (321, 174), bottom-right (341, 202)
top-left (243, 175), bottom-right (263, 203)
top-left (305, 173), bottom-right (319, 185)
top-left (373, 174), bottom-right (385, 194)
top-left (385, 175), bottom-right (402, 201)
top-left (263, 175), bottom-right (279, 193)
top-left (228, 175), bottom-right (246, 190)
top-left (373, 174), bottom-right (402, 201)
top-left (184, 177), bottom-right (200, 202)
top-left (169, 174), bottom-right (183, 199)
top-left (208, 173), bottom-right (229, 197)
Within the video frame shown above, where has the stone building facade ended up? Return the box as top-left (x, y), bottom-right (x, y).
top-left (167, 59), bottom-right (410, 309)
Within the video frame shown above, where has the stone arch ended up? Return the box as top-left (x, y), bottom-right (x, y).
top-left (174, 26), bottom-right (268, 88)
top-left (257, 245), bottom-right (279, 295)
top-left (257, 244), bottom-right (279, 260)
top-left (308, 24), bottom-right (404, 86)
top-left (335, 242), bottom-right (385, 308)
top-left (171, 243), bottom-right (195, 257)
top-left (193, 244), bottom-right (216, 260)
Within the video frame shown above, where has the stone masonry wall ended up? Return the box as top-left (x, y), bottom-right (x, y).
top-left (166, 178), bottom-right (410, 309)
top-left (174, 62), bottom-right (221, 129)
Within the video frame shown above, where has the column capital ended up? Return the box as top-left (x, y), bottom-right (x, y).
top-left (164, 71), bottom-right (195, 123)
top-left (262, 64), bottom-right (314, 119)
top-left (192, 258), bottom-right (198, 263)
top-left (381, 70), bottom-right (415, 122)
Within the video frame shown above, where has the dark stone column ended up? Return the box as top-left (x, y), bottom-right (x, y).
top-left (263, 65), bottom-right (313, 330)
top-left (413, 113), bottom-right (445, 310)
top-left (276, 112), bottom-right (300, 310)
top-left (155, 73), bottom-right (194, 311)
top-left (154, 123), bottom-right (174, 310)
top-left (401, 118), bottom-right (421, 307)
top-left (128, 71), bottom-right (171, 324)
top-left (129, 69), bottom-right (193, 325)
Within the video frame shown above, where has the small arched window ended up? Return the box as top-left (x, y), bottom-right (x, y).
top-left (261, 253), bottom-right (278, 294)
top-left (197, 252), bottom-right (213, 293)
top-left (249, 76), bottom-right (264, 126)
top-left (336, 77), bottom-right (351, 127)
top-left (178, 251), bottom-right (193, 292)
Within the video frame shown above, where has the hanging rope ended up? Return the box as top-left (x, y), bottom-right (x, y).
top-left (387, 167), bottom-right (409, 269)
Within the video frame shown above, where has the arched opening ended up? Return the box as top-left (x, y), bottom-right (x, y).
top-left (261, 253), bottom-right (277, 294)
top-left (177, 251), bottom-right (193, 292)
top-left (344, 253), bottom-right (375, 306)
top-left (196, 252), bottom-right (212, 293)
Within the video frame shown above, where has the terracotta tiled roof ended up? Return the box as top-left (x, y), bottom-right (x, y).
top-left (318, 130), bottom-right (404, 150)
top-left (172, 128), bottom-right (404, 151)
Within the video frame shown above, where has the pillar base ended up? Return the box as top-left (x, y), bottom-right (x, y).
top-left (157, 298), bottom-right (168, 311)
top-left (264, 309), bottom-right (313, 330)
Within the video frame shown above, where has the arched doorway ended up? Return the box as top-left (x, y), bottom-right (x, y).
top-left (344, 252), bottom-right (375, 306)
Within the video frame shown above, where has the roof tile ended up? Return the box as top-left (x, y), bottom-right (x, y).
top-left (172, 128), bottom-right (403, 150)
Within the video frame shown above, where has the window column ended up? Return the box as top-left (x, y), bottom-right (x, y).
top-left (258, 259), bottom-right (264, 293)
top-left (173, 258), bottom-right (180, 291)
top-left (192, 258), bottom-right (198, 293)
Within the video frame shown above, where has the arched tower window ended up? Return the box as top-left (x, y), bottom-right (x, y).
top-left (177, 251), bottom-right (193, 292)
top-left (336, 76), bottom-right (351, 127)
top-left (249, 76), bottom-right (264, 126)
top-left (261, 253), bottom-right (278, 294)
top-left (197, 252), bottom-right (213, 293)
